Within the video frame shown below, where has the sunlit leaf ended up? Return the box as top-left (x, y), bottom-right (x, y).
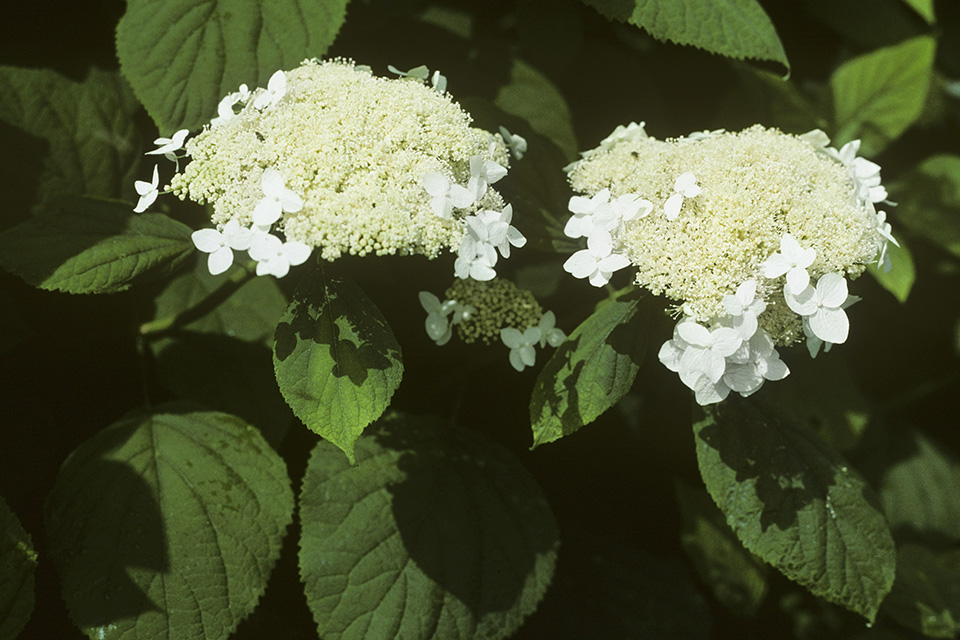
top-left (831, 36), bottom-right (936, 154)
top-left (869, 239), bottom-right (915, 303)
top-left (893, 154), bottom-right (960, 258)
top-left (531, 296), bottom-right (649, 447)
top-left (0, 497), bottom-right (36, 640)
top-left (694, 396), bottom-right (896, 622)
top-left (273, 267), bottom-right (402, 463)
top-left (495, 59), bottom-right (578, 160)
top-left (45, 407), bottom-right (293, 640)
top-left (299, 413), bottom-right (558, 640)
top-left (578, 0), bottom-right (788, 70)
top-left (116, 0), bottom-right (350, 132)
top-left (900, 0), bottom-right (935, 24)
top-left (0, 196), bottom-right (194, 294)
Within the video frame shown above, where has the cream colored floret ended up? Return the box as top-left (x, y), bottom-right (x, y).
top-left (568, 125), bottom-right (880, 325)
top-left (170, 59), bottom-right (509, 261)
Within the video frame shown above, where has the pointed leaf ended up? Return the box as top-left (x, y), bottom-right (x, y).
top-left (530, 296), bottom-right (649, 447)
top-left (578, 0), bottom-right (788, 70)
top-left (0, 66), bottom-right (142, 206)
top-left (44, 407), bottom-right (294, 640)
top-left (694, 395), bottom-right (896, 622)
top-left (298, 413), bottom-right (558, 640)
top-left (116, 0), bottom-right (350, 132)
top-left (0, 497), bottom-right (37, 640)
top-left (273, 267), bottom-right (403, 462)
top-left (831, 36), bottom-right (936, 154)
top-left (893, 154), bottom-right (960, 258)
top-left (869, 239), bottom-right (915, 303)
top-left (900, 0), bottom-right (935, 24)
top-left (495, 59), bottom-right (578, 160)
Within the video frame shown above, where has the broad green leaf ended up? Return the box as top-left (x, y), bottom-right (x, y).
top-left (831, 36), bottom-right (936, 154)
top-left (884, 544), bottom-right (960, 638)
top-left (151, 260), bottom-right (287, 345)
top-left (900, 0), bottom-right (935, 24)
top-left (273, 267), bottom-right (402, 462)
top-left (299, 413), bottom-right (558, 640)
top-left (0, 497), bottom-right (36, 640)
top-left (0, 66), bottom-right (142, 206)
top-left (45, 407), bottom-right (293, 640)
top-left (880, 431), bottom-right (960, 541)
top-left (495, 59), bottom-right (578, 160)
top-left (869, 239), bottom-right (915, 302)
top-left (530, 296), bottom-right (649, 447)
top-left (578, 0), bottom-right (788, 71)
top-left (893, 154), bottom-right (960, 258)
top-left (726, 65), bottom-right (827, 134)
top-left (676, 482), bottom-right (768, 616)
top-left (694, 396), bottom-right (896, 622)
top-left (116, 0), bottom-right (350, 132)
top-left (0, 196), bottom-right (194, 294)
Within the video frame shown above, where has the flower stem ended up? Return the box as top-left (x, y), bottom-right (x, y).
top-left (139, 262), bottom-right (257, 337)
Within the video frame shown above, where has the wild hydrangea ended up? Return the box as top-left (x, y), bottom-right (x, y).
top-left (564, 123), bottom-right (896, 404)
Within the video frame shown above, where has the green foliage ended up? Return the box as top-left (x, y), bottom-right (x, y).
top-left (298, 413), bottom-right (558, 639)
top-left (0, 497), bottom-right (36, 640)
top-left (116, 0), bottom-right (350, 132)
top-left (530, 295), bottom-right (650, 447)
top-left (44, 407), bottom-right (293, 640)
top-left (495, 59), bottom-right (579, 160)
top-left (830, 36), bottom-right (936, 154)
top-left (884, 544), bottom-right (960, 638)
top-left (0, 66), bottom-right (142, 208)
top-left (870, 239), bottom-right (916, 302)
top-left (900, 0), bottom-right (936, 24)
top-left (273, 267), bottom-right (402, 463)
top-left (578, 0), bottom-right (788, 70)
top-left (893, 154), bottom-right (960, 258)
top-left (0, 196), bottom-right (194, 294)
top-left (694, 396), bottom-right (896, 622)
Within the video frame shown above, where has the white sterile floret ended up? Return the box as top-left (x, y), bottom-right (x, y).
top-left (146, 129), bottom-right (189, 161)
top-left (685, 128), bottom-right (726, 141)
top-left (721, 279), bottom-right (766, 340)
top-left (537, 311), bottom-right (566, 348)
top-left (133, 165), bottom-right (160, 213)
top-left (501, 327), bottom-right (542, 372)
top-left (252, 70), bottom-right (287, 110)
top-left (418, 291), bottom-right (455, 345)
top-left (565, 188), bottom-right (612, 238)
top-left (431, 70), bottom-right (447, 93)
top-left (663, 172), bottom-right (701, 221)
top-left (466, 155), bottom-right (508, 202)
top-left (387, 64), bottom-right (430, 80)
top-left (422, 172), bottom-right (475, 219)
top-left (722, 329), bottom-right (789, 396)
top-left (253, 168), bottom-right (304, 226)
top-left (499, 126), bottom-right (527, 160)
top-left (248, 233), bottom-right (311, 278)
top-left (562, 231), bottom-right (631, 287)
top-left (784, 272), bottom-right (850, 344)
top-left (191, 219), bottom-right (254, 275)
top-left (211, 84), bottom-right (250, 128)
top-left (676, 321), bottom-right (742, 385)
top-left (761, 233), bottom-right (816, 295)
top-left (598, 121), bottom-right (647, 150)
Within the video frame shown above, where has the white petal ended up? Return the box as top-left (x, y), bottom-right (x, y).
top-left (546, 329), bottom-right (566, 348)
top-left (761, 253), bottom-right (790, 279)
top-left (469, 261), bottom-right (496, 281)
top-left (282, 241), bottom-right (312, 266)
top-left (693, 376), bottom-right (730, 405)
top-left (587, 270), bottom-right (611, 287)
top-left (248, 233), bottom-right (282, 261)
top-left (597, 253), bottom-right (630, 273)
top-left (507, 227), bottom-right (526, 248)
top-left (508, 349), bottom-right (526, 372)
top-left (711, 328), bottom-right (743, 357)
top-left (133, 189), bottom-right (158, 213)
top-left (482, 160), bottom-right (507, 184)
top-left (586, 230), bottom-right (614, 257)
top-left (784, 284), bottom-right (818, 316)
top-left (422, 172), bottom-right (449, 197)
top-left (785, 266), bottom-right (810, 295)
top-left (501, 327), bottom-right (523, 349)
top-left (192, 228), bottom-right (224, 253)
top-left (519, 344), bottom-right (536, 367)
top-left (563, 214), bottom-right (596, 239)
top-left (676, 322), bottom-right (711, 347)
top-left (816, 273), bottom-right (848, 308)
top-left (253, 197), bottom-right (282, 226)
top-left (663, 193), bottom-right (683, 221)
top-left (564, 251), bottom-right (599, 279)
top-left (449, 184), bottom-right (476, 209)
top-left (207, 246), bottom-right (234, 275)
top-left (425, 314), bottom-right (450, 341)
top-left (762, 356), bottom-right (789, 381)
top-left (279, 190), bottom-right (303, 213)
top-left (723, 362), bottom-right (764, 394)
top-left (261, 168), bottom-right (284, 197)
top-left (658, 340), bottom-right (685, 372)
top-left (809, 307), bottom-right (849, 344)
top-left (681, 347), bottom-right (725, 383)
top-left (419, 291), bottom-right (441, 314)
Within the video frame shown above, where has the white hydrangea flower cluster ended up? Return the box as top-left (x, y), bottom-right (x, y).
top-left (131, 59), bottom-right (526, 280)
top-left (564, 123), bottom-right (896, 404)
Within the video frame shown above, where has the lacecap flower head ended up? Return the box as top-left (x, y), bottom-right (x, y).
top-left (164, 58), bottom-right (517, 278)
top-left (564, 123), bottom-right (896, 404)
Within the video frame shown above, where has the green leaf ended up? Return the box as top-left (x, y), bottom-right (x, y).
top-left (831, 36), bottom-right (936, 155)
top-left (298, 413), bottom-right (558, 640)
top-left (0, 497), bottom-right (37, 640)
top-left (273, 267), bottom-right (402, 463)
top-left (900, 0), bottom-right (935, 24)
top-left (726, 65), bottom-right (827, 134)
top-left (893, 154), bottom-right (960, 258)
top-left (676, 481), bottom-right (768, 616)
top-left (45, 406), bottom-right (293, 640)
top-left (694, 395), bottom-right (896, 622)
top-left (530, 296), bottom-right (649, 447)
top-left (116, 0), bottom-right (350, 133)
top-left (884, 544), bottom-right (960, 638)
top-left (869, 239), bottom-right (915, 302)
top-left (0, 66), bottom-right (142, 206)
top-left (880, 431), bottom-right (960, 541)
top-left (0, 196), bottom-right (194, 294)
top-left (578, 0), bottom-right (788, 71)
top-left (495, 59), bottom-right (578, 160)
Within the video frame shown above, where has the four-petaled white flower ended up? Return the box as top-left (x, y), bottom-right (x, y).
top-left (422, 172), bottom-right (475, 219)
top-left (474, 205), bottom-right (527, 259)
top-left (501, 327), bottom-right (542, 372)
top-left (499, 126), bottom-right (527, 160)
top-left (455, 225), bottom-right (498, 281)
top-left (253, 168), bottom-right (304, 226)
top-left (387, 64), bottom-right (429, 80)
top-left (762, 233), bottom-right (816, 294)
top-left (466, 156), bottom-right (508, 202)
top-left (565, 188), bottom-right (612, 239)
top-left (252, 70), bottom-right (287, 110)
top-left (721, 279), bottom-right (766, 340)
top-left (191, 219), bottom-right (255, 275)
top-left (562, 230), bottom-right (631, 287)
top-left (852, 156), bottom-right (888, 203)
top-left (537, 311), bottom-right (566, 348)
top-left (418, 291), bottom-right (455, 345)
top-left (210, 84), bottom-right (250, 128)
top-left (784, 272), bottom-right (851, 344)
top-left (247, 233), bottom-right (311, 278)
top-left (133, 165), bottom-right (160, 213)
top-left (675, 321), bottom-right (742, 385)
top-left (598, 121), bottom-right (647, 150)
top-left (592, 193), bottom-right (652, 234)
top-left (722, 329), bottom-right (789, 397)
top-left (663, 172), bottom-right (701, 221)
top-left (146, 129), bottom-right (189, 161)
